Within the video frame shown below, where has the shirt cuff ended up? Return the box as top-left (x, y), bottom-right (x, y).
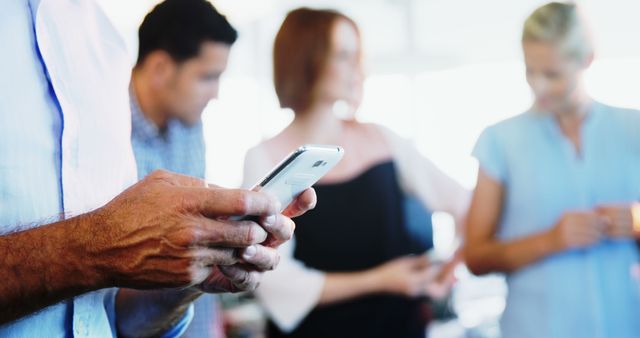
top-left (159, 303), bottom-right (195, 338)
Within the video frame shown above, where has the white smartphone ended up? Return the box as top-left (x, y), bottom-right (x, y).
top-left (250, 144), bottom-right (344, 211)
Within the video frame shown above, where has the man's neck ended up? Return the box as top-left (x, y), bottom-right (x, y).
top-left (131, 70), bottom-right (169, 130)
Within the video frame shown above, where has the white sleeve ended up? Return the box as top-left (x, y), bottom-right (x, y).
top-left (242, 145), bottom-right (326, 333)
top-left (254, 237), bottom-right (326, 333)
top-left (380, 126), bottom-right (471, 225)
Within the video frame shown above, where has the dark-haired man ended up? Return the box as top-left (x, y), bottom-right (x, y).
top-left (130, 0), bottom-right (238, 336)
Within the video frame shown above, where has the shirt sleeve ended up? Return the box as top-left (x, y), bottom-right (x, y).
top-left (471, 126), bottom-right (508, 184)
top-left (104, 288), bottom-right (119, 336)
top-left (107, 289), bottom-right (194, 338)
top-left (158, 304), bottom-right (195, 338)
top-left (243, 145), bottom-right (326, 333)
top-left (255, 238), bottom-right (326, 333)
top-left (380, 126), bottom-right (471, 225)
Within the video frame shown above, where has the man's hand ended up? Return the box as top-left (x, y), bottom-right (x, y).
top-left (113, 173), bottom-right (315, 337)
top-left (197, 188), bottom-right (317, 293)
top-left (84, 170), bottom-right (291, 290)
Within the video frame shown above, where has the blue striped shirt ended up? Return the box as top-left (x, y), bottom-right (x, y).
top-left (130, 89), bottom-right (223, 338)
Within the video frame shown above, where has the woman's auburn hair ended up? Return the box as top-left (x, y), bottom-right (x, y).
top-left (273, 8), bottom-right (358, 114)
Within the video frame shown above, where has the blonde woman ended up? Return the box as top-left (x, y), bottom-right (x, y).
top-left (464, 2), bottom-right (640, 338)
top-left (243, 8), bottom-right (470, 338)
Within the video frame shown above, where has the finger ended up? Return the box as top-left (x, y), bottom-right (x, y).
top-left (425, 277), bottom-right (454, 299)
top-left (416, 266), bottom-right (439, 284)
top-left (196, 218), bottom-right (268, 247)
top-left (606, 227), bottom-right (628, 238)
top-left (218, 265), bottom-right (263, 291)
top-left (187, 265), bottom-right (215, 286)
top-left (282, 188), bottom-right (317, 218)
top-left (239, 245), bottom-right (281, 271)
top-left (585, 223), bottom-right (606, 237)
top-left (192, 247), bottom-right (238, 267)
top-left (435, 259), bottom-right (459, 281)
top-left (597, 215), bottom-right (612, 228)
top-left (183, 187), bottom-right (280, 218)
top-left (197, 266), bottom-right (236, 293)
top-left (261, 214), bottom-right (295, 248)
top-left (409, 255), bottom-right (431, 270)
top-left (615, 209), bottom-right (633, 227)
top-left (580, 224), bottom-right (602, 238)
top-left (580, 230), bottom-right (602, 245)
top-left (607, 224), bottom-right (632, 238)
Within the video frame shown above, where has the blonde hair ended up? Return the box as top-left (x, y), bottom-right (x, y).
top-left (522, 2), bottom-right (593, 62)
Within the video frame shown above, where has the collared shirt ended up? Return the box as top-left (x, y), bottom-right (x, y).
top-left (0, 0), bottom-right (191, 336)
top-left (473, 101), bottom-right (640, 338)
top-left (130, 89), bottom-right (206, 180)
top-left (130, 90), bottom-right (222, 338)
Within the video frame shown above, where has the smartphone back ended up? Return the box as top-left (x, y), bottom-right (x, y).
top-left (253, 145), bottom-right (344, 210)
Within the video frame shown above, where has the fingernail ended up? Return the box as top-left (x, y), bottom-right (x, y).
top-left (263, 215), bottom-right (276, 228)
top-left (243, 245), bottom-right (257, 259)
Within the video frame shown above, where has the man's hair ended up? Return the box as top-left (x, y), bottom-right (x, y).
top-left (137, 0), bottom-right (238, 65)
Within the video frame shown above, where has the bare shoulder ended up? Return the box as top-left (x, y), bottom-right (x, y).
top-left (349, 121), bottom-right (392, 153)
top-left (343, 120), bottom-right (393, 164)
top-left (248, 127), bottom-right (298, 167)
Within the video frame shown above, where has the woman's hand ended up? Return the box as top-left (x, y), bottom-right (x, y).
top-left (370, 254), bottom-right (457, 299)
top-left (546, 211), bottom-right (608, 251)
top-left (596, 203), bottom-right (639, 239)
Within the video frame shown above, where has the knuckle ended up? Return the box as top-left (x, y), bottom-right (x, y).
top-left (176, 192), bottom-right (198, 214)
top-left (233, 191), bottom-right (252, 215)
top-left (174, 227), bottom-right (199, 246)
top-left (234, 270), bottom-right (260, 291)
top-left (148, 169), bottom-right (171, 181)
top-left (234, 270), bottom-right (252, 288)
top-left (246, 224), bottom-right (267, 244)
top-left (281, 219), bottom-right (295, 241)
top-left (216, 248), bottom-right (238, 265)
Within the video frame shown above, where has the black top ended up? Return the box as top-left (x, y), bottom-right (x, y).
top-left (268, 161), bottom-right (430, 338)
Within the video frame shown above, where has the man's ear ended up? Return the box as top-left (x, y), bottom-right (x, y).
top-left (143, 50), bottom-right (176, 88)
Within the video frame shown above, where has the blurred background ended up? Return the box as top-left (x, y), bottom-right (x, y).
top-left (95, 0), bottom-right (640, 336)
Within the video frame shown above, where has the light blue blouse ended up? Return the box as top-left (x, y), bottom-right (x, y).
top-left (473, 101), bottom-right (640, 338)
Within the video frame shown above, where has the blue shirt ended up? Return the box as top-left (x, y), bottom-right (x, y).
top-left (473, 101), bottom-right (640, 338)
top-left (130, 89), bottom-right (206, 181)
top-left (0, 0), bottom-right (191, 336)
top-left (130, 91), bottom-right (222, 338)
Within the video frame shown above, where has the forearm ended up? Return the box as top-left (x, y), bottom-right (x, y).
top-left (465, 228), bottom-right (560, 275)
top-left (318, 270), bottom-right (380, 306)
top-left (0, 213), bottom-right (103, 324)
top-left (116, 288), bottom-right (200, 338)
